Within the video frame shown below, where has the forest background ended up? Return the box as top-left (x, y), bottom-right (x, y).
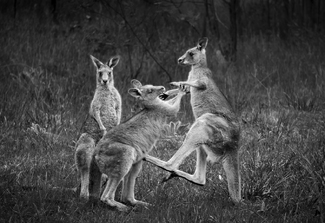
top-left (0, 0), bottom-right (324, 222)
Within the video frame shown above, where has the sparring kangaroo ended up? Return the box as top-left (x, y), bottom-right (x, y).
top-left (75, 55), bottom-right (121, 200)
top-left (145, 37), bottom-right (242, 203)
top-left (90, 79), bottom-right (186, 211)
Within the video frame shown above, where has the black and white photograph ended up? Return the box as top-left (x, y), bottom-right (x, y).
top-left (0, 0), bottom-right (324, 222)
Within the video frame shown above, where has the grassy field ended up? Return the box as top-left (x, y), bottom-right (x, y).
top-left (0, 15), bottom-right (325, 223)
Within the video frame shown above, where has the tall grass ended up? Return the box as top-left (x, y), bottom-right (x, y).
top-left (0, 14), bottom-right (324, 223)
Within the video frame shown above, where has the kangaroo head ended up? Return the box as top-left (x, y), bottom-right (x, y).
top-left (90, 55), bottom-right (120, 87)
top-left (178, 37), bottom-right (208, 66)
top-left (128, 79), bottom-right (165, 108)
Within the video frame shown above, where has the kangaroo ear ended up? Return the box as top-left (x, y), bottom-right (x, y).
top-left (197, 37), bottom-right (208, 51)
top-left (108, 55), bottom-right (120, 68)
top-left (90, 55), bottom-right (103, 70)
top-left (131, 79), bottom-right (142, 88)
top-left (128, 88), bottom-right (142, 98)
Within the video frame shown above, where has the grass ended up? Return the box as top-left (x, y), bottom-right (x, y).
top-left (0, 14), bottom-right (325, 223)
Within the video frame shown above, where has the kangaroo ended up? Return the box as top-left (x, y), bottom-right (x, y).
top-left (144, 37), bottom-right (242, 203)
top-left (88, 55), bottom-right (122, 137)
top-left (89, 79), bottom-right (186, 211)
top-left (75, 55), bottom-right (121, 200)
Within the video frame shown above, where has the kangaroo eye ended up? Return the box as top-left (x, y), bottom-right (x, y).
top-left (148, 89), bottom-right (153, 93)
top-left (189, 52), bottom-right (194, 57)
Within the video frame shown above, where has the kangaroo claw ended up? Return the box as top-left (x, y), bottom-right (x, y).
top-left (170, 82), bottom-right (180, 87)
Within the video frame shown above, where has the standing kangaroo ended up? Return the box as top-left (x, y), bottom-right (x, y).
top-left (145, 37), bottom-right (241, 203)
top-left (91, 80), bottom-right (186, 211)
top-left (75, 55), bottom-right (121, 200)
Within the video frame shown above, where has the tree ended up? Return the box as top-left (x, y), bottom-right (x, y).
top-left (228, 0), bottom-right (239, 61)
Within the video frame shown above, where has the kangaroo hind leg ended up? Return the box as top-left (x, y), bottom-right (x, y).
top-left (121, 160), bottom-right (149, 206)
top-left (95, 144), bottom-right (136, 211)
top-left (162, 146), bottom-right (208, 186)
top-left (222, 148), bottom-right (241, 203)
top-left (88, 155), bottom-right (102, 200)
top-left (75, 133), bottom-right (95, 200)
top-left (145, 119), bottom-right (207, 172)
top-left (145, 118), bottom-right (212, 185)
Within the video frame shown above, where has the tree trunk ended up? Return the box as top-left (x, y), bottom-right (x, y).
top-left (51, 0), bottom-right (58, 24)
top-left (202, 0), bottom-right (209, 38)
top-left (210, 0), bottom-right (221, 43)
top-left (279, 0), bottom-right (289, 41)
top-left (229, 0), bottom-right (239, 61)
top-left (14, 0), bottom-right (17, 18)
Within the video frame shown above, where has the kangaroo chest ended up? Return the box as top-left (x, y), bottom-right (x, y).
top-left (188, 69), bottom-right (232, 119)
top-left (187, 70), bottom-right (214, 118)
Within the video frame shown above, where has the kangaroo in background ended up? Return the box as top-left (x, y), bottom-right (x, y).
top-left (88, 55), bottom-right (122, 137)
top-left (75, 55), bottom-right (121, 200)
top-left (90, 80), bottom-right (186, 211)
top-left (145, 37), bottom-right (242, 203)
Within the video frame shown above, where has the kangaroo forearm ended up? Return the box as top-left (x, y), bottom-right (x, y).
top-left (169, 99), bottom-right (182, 113)
top-left (186, 80), bottom-right (206, 90)
top-left (117, 115), bottom-right (121, 125)
top-left (167, 94), bottom-right (182, 108)
top-left (167, 96), bottom-right (178, 105)
top-left (116, 108), bottom-right (122, 124)
top-left (94, 111), bottom-right (105, 129)
top-left (165, 89), bottom-right (179, 96)
top-left (172, 80), bottom-right (206, 90)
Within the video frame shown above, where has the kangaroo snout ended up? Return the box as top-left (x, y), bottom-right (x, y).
top-left (101, 72), bottom-right (109, 84)
top-left (155, 86), bottom-right (165, 93)
top-left (159, 87), bottom-right (166, 95)
top-left (178, 58), bottom-right (184, 64)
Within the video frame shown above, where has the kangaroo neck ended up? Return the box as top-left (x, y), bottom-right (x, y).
top-left (191, 60), bottom-right (207, 69)
top-left (189, 63), bottom-right (210, 80)
top-left (97, 83), bottom-right (114, 91)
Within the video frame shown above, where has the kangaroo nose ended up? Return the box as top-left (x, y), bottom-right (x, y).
top-left (178, 58), bottom-right (184, 64)
top-left (103, 80), bottom-right (107, 84)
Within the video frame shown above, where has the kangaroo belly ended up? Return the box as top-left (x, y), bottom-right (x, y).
top-left (84, 104), bottom-right (119, 142)
top-left (101, 107), bottom-right (119, 127)
top-left (195, 113), bottom-right (239, 162)
top-left (190, 90), bottom-right (219, 118)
